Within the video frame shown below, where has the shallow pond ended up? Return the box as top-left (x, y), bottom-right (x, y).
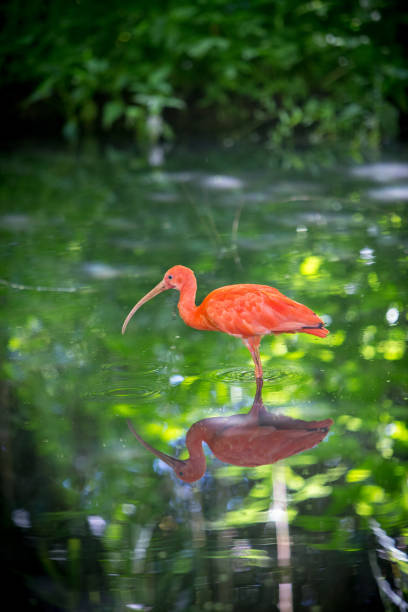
top-left (1, 145), bottom-right (407, 611)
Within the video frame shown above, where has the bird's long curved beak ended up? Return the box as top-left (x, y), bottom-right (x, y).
top-left (121, 280), bottom-right (167, 334)
top-left (127, 419), bottom-right (184, 471)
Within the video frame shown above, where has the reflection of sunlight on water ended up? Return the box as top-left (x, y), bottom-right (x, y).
top-left (12, 508), bottom-right (31, 529)
top-left (0, 213), bottom-right (33, 230)
top-left (350, 162), bottom-right (408, 201)
top-left (169, 374), bottom-right (184, 386)
top-left (201, 174), bottom-right (244, 190)
top-left (386, 307), bottom-right (399, 325)
top-left (351, 162), bottom-right (408, 182)
top-left (87, 515), bottom-right (107, 537)
top-left (83, 262), bottom-right (132, 279)
top-left (359, 247), bottom-right (375, 264)
top-left (367, 185), bottom-right (408, 201)
top-left (344, 282), bottom-right (358, 295)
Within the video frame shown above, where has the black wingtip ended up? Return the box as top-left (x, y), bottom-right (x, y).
top-left (301, 322), bottom-right (324, 330)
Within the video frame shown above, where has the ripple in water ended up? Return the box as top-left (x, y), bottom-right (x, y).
top-left (85, 386), bottom-right (164, 401)
top-left (106, 386), bottom-right (164, 400)
top-left (205, 366), bottom-right (307, 385)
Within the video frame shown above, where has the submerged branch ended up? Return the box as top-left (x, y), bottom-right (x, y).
top-left (369, 519), bottom-right (408, 611)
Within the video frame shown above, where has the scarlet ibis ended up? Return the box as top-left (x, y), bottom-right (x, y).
top-left (127, 380), bottom-right (333, 483)
top-left (122, 265), bottom-right (328, 379)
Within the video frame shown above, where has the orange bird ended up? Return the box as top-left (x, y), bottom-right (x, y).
top-left (122, 265), bottom-right (328, 379)
top-left (127, 381), bottom-right (333, 483)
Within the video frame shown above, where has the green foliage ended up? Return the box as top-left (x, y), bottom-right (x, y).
top-left (1, 0), bottom-right (406, 149)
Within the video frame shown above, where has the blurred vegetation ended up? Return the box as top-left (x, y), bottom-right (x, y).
top-left (1, 146), bottom-right (407, 609)
top-left (1, 0), bottom-right (407, 152)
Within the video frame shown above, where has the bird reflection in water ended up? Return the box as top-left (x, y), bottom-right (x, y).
top-left (127, 379), bottom-right (333, 483)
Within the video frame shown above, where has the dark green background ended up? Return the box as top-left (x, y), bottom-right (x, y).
top-left (1, 0), bottom-right (407, 151)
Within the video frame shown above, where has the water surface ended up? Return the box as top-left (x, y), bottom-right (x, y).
top-left (1, 145), bottom-right (407, 611)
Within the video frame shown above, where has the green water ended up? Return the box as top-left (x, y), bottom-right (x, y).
top-left (1, 145), bottom-right (407, 611)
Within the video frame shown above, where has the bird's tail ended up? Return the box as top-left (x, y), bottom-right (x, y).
top-left (301, 323), bottom-right (329, 338)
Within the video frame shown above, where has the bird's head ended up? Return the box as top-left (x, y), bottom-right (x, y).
top-left (162, 265), bottom-right (194, 290)
top-left (121, 265), bottom-right (194, 334)
top-left (168, 458), bottom-right (205, 483)
top-left (127, 419), bottom-right (205, 483)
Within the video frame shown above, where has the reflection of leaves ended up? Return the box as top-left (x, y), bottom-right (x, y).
top-left (291, 466), bottom-right (347, 503)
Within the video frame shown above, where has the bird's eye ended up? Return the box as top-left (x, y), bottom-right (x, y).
top-left (168, 275), bottom-right (173, 280)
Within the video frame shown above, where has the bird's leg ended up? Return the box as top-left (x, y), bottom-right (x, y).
top-left (248, 376), bottom-right (264, 418)
top-left (243, 336), bottom-right (263, 380)
top-left (254, 376), bottom-right (263, 404)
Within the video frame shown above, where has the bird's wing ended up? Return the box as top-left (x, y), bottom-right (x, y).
top-left (209, 425), bottom-right (329, 466)
top-left (199, 284), bottom-right (323, 337)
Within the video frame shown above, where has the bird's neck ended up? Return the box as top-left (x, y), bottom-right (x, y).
top-left (177, 275), bottom-right (201, 329)
top-left (185, 422), bottom-right (207, 477)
